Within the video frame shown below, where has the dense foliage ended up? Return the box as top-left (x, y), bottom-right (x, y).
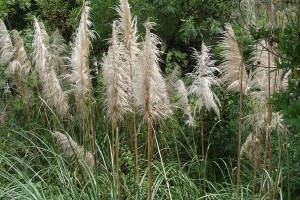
top-left (1, 0), bottom-right (300, 199)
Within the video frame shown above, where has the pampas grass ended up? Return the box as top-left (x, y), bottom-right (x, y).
top-left (69, 1), bottom-right (95, 115)
top-left (252, 40), bottom-right (287, 93)
top-left (102, 21), bottom-right (132, 198)
top-left (137, 21), bottom-right (171, 122)
top-left (166, 65), bottom-right (181, 95)
top-left (50, 29), bottom-right (68, 76)
top-left (137, 21), bottom-right (171, 199)
top-left (220, 23), bottom-right (250, 93)
top-left (6, 30), bottom-right (33, 106)
top-left (187, 44), bottom-right (220, 117)
top-left (0, 20), bottom-right (14, 65)
top-left (175, 79), bottom-right (194, 127)
top-left (32, 17), bottom-right (69, 117)
top-left (116, 1), bottom-right (140, 184)
top-left (8, 30), bottom-right (31, 76)
top-left (102, 21), bottom-right (131, 125)
top-left (52, 131), bottom-right (94, 170)
top-left (187, 43), bottom-right (220, 162)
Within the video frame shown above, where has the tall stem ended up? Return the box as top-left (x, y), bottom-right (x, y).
top-left (267, 2), bottom-right (274, 198)
top-left (133, 113), bottom-right (140, 184)
top-left (83, 0), bottom-right (97, 165)
top-left (111, 123), bottom-right (116, 194)
top-left (115, 126), bottom-right (120, 199)
top-left (148, 121), bottom-right (152, 200)
top-left (273, 126), bottom-right (285, 200)
top-left (237, 2), bottom-right (245, 199)
top-left (201, 111), bottom-right (204, 160)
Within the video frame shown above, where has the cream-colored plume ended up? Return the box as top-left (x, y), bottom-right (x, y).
top-left (6, 30), bottom-right (33, 104)
top-left (0, 20), bottom-right (14, 65)
top-left (187, 43), bottom-right (220, 118)
top-left (240, 131), bottom-right (262, 164)
top-left (245, 91), bottom-right (284, 132)
top-left (7, 30), bottom-right (31, 76)
top-left (176, 79), bottom-right (194, 126)
top-left (50, 29), bottom-right (68, 76)
top-left (252, 40), bottom-right (287, 93)
top-left (32, 17), bottom-right (69, 117)
top-left (116, 0), bottom-right (139, 107)
top-left (220, 23), bottom-right (250, 93)
top-left (52, 131), bottom-right (94, 170)
top-left (102, 21), bottom-right (131, 124)
top-left (166, 65), bottom-right (181, 94)
top-left (136, 21), bottom-right (172, 122)
top-left (32, 17), bottom-right (51, 78)
top-left (69, 1), bottom-right (95, 114)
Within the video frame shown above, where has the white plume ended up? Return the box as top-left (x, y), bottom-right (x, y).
top-left (187, 43), bottom-right (221, 118)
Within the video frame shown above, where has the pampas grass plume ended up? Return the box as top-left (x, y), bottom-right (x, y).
top-left (69, 1), bottom-right (95, 113)
top-left (220, 23), bottom-right (249, 93)
top-left (0, 19), bottom-right (14, 65)
top-left (176, 79), bottom-right (194, 126)
top-left (33, 17), bottom-right (69, 116)
top-left (137, 21), bottom-right (171, 122)
top-left (8, 30), bottom-right (31, 75)
top-left (187, 43), bottom-right (220, 118)
top-left (52, 131), bottom-right (94, 170)
top-left (102, 21), bottom-right (131, 124)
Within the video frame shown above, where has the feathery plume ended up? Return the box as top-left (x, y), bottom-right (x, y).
top-left (176, 79), bottom-right (194, 126)
top-left (43, 70), bottom-right (69, 116)
top-left (32, 17), bottom-right (69, 116)
top-left (240, 131), bottom-right (262, 162)
top-left (220, 23), bottom-right (250, 93)
top-left (187, 43), bottom-right (220, 118)
top-left (0, 20), bottom-right (14, 65)
top-left (6, 30), bottom-right (33, 104)
top-left (137, 21), bottom-right (172, 122)
top-left (102, 21), bottom-right (131, 125)
top-left (69, 1), bottom-right (95, 113)
top-left (7, 30), bottom-right (31, 75)
top-left (252, 40), bottom-right (287, 92)
top-left (32, 17), bottom-right (51, 78)
top-left (52, 131), bottom-right (94, 170)
top-left (39, 22), bottom-right (50, 47)
top-left (166, 65), bottom-right (181, 94)
top-left (116, 0), bottom-right (138, 52)
top-left (137, 21), bottom-right (172, 199)
top-left (50, 29), bottom-right (68, 76)
top-left (245, 91), bottom-right (284, 132)
top-left (116, 0), bottom-right (139, 106)
top-left (116, 0), bottom-right (140, 186)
